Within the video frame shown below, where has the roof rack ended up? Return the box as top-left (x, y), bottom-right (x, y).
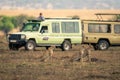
top-left (28, 19), bottom-right (42, 22)
top-left (27, 17), bottom-right (80, 22)
top-left (82, 19), bottom-right (120, 22)
top-left (95, 13), bottom-right (120, 21)
top-left (45, 17), bottom-right (80, 20)
top-left (95, 13), bottom-right (120, 15)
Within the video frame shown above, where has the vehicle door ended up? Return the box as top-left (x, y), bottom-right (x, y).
top-left (112, 24), bottom-right (120, 44)
top-left (50, 22), bottom-right (62, 44)
top-left (38, 25), bottom-right (51, 45)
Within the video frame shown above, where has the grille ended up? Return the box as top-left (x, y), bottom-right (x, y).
top-left (9, 34), bottom-right (21, 40)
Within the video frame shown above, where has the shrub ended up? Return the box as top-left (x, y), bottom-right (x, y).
top-left (0, 15), bottom-right (35, 34)
top-left (0, 16), bottom-right (14, 34)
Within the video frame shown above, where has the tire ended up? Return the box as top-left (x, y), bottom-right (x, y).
top-left (9, 44), bottom-right (19, 50)
top-left (46, 46), bottom-right (50, 50)
top-left (93, 44), bottom-right (99, 50)
top-left (62, 40), bottom-right (71, 51)
top-left (98, 40), bottom-right (109, 50)
top-left (9, 43), bottom-right (13, 50)
top-left (25, 40), bottom-right (36, 51)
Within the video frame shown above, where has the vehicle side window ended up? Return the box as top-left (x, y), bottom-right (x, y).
top-left (32, 24), bottom-right (40, 31)
top-left (114, 24), bottom-right (120, 34)
top-left (88, 24), bottom-right (111, 33)
top-left (52, 22), bottom-right (60, 33)
top-left (40, 26), bottom-right (48, 33)
top-left (61, 22), bottom-right (79, 33)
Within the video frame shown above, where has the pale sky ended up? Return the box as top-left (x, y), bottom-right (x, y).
top-left (0, 0), bottom-right (119, 9)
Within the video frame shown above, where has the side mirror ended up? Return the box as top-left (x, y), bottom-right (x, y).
top-left (20, 27), bottom-right (23, 32)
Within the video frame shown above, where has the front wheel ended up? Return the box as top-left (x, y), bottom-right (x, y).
top-left (25, 40), bottom-right (36, 51)
top-left (98, 40), bottom-right (109, 50)
top-left (62, 40), bottom-right (71, 51)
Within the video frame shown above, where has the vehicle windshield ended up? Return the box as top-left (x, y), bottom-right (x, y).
top-left (21, 23), bottom-right (40, 32)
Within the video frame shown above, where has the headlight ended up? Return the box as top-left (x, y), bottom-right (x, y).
top-left (7, 34), bottom-right (10, 38)
top-left (21, 34), bottom-right (26, 39)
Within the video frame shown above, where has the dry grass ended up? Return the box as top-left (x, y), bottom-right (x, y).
top-left (0, 9), bottom-right (120, 20)
top-left (0, 37), bottom-right (120, 80)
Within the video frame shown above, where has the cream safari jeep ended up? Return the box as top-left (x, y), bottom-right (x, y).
top-left (8, 18), bottom-right (82, 51)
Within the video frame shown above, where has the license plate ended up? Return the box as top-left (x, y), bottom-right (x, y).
top-left (10, 40), bottom-right (16, 42)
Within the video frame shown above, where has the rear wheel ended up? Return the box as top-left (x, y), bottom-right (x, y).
top-left (62, 40), bottom-right (71, 51)
top-left (98, 40), bottom-right (109, 50)
top-left (46, 46), bottom-right (50, 50)
top-left (25, 40), bottom-right (36, 51)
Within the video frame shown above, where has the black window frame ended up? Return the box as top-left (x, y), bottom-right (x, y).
top-left (61, 22), bottom-right (79, 33)
top-left (52, 22), bottom-right (60, 33)
top-left (88, 23), bottom-right (111, 33)
top-left (114, 24), bottom-right (120, 34)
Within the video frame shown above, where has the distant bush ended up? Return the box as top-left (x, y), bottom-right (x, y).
top-left (14, 14), bottom-right (34, 28)
top-left (72, 15), bottom-right (80, 19)
top-left (112, 14), bottom-right (120, 21)
top-left (117, 15), bottom-right (120, 19)
top-left (0, 16), bottom-right (14, 34)
top-left (0, 15), bottom-right (35, 34)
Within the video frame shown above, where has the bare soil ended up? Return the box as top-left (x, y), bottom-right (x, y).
top-left (0, 37), bottom-right (120, 80)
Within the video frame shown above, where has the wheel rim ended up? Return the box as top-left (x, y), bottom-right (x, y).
top-left (27, 42), bottom-right (34, 50)
top-left (64, 43), bottom-right (70, 50)
top-left (100, 42), bottom-right (107, 50)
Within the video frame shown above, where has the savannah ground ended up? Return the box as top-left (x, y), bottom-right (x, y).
top-left (0, 36), bottom-right (120, 80)
top-left (0, 9), bottom-right (120, 80)
top-left (0, 9), bottom-right (120, 20)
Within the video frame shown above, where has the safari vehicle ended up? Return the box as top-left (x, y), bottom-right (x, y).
top-left (82, 13), bottom-right (120, 50)
top-left (8, 18), bottom-right (82, 51)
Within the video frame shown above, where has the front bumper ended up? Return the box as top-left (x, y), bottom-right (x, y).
top-left (9, 39), bottom-right (26, 46)
top-left (8, 34), bottom-right (26, 46)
